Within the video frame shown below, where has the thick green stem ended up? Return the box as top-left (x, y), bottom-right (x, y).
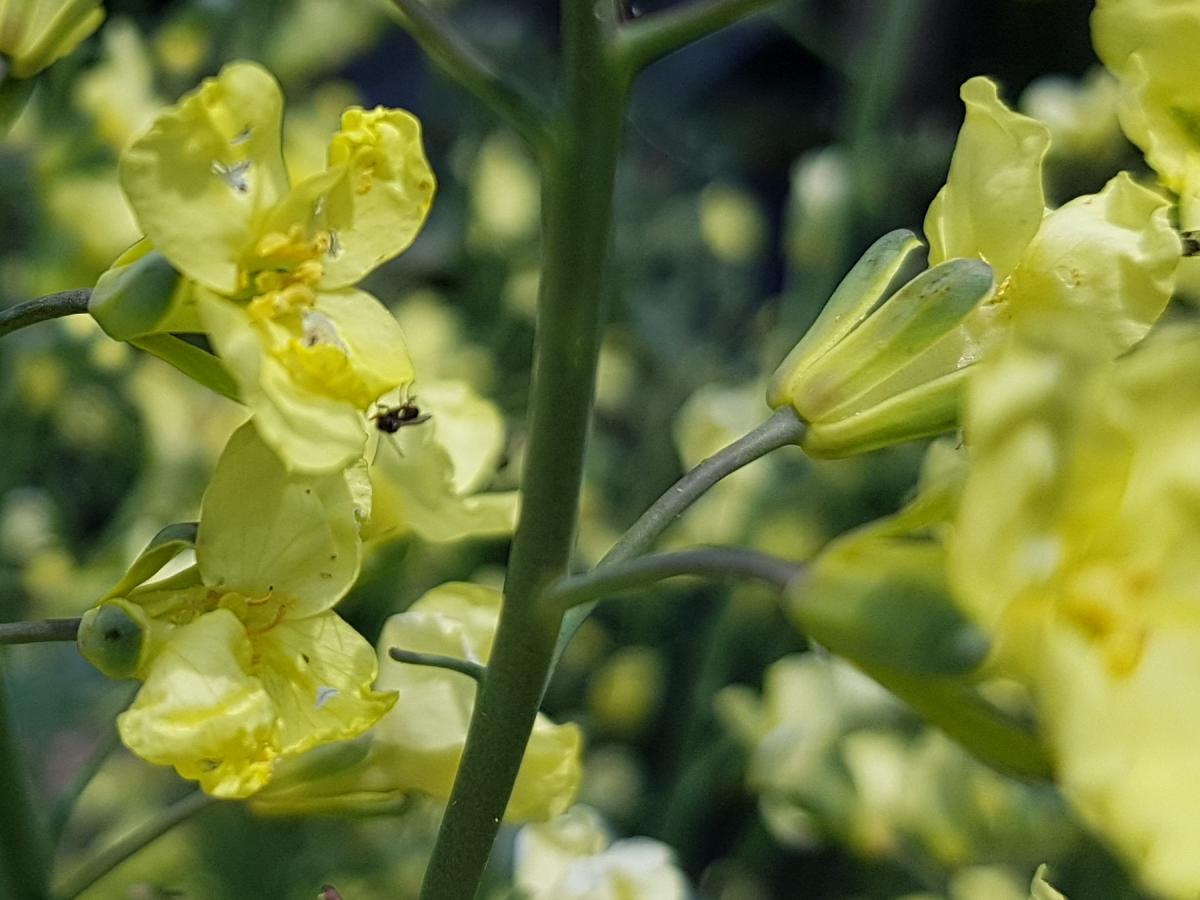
top-left (0, 290), bottom-right (91, 338)
top-left (0, 658), bottom-right (50, 900)
top-left (614, 0), bottom-right (779, 76)
top-left (541, 547), bottom-right (801, 618)
top-left (53, 790), bottom-right (216, 900)
top-left (0, 619), bottom-right (81, 645)
top-left (416, 4), bottom-right (626, 899)
top-left (386, 0), bottom-right (551, 155)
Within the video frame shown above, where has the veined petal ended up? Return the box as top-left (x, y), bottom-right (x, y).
top-left (253, 611), bottom-right (395, 758)
top-left (117, 609), bottom-right (278, 798)
top-left (197, 421), bottom-right (361, 617)
top-left (120, 62), bottom-right (290, 294)
top-left (1006, 173), bottom-right (1180, 355)
top-left (314, 289), bottom-right (415, 397)
top-left (198, 289), bottom-right (369, 473)
top-left (365, 380), bottom-right (518, 543)
top-left (319, 107), bottom-right (436, 287)
top-left (925, 77), bottom-right (1051, 280)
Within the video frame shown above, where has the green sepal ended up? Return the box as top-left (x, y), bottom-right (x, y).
top-left (769, 229), bottom-right (922, 408)
top-left (788, 535), bottom-right (988, 677)
top-left (103, 521), bottom-right (198, 601)
top-left (131, 333), bottom-right (241, 402)
top-left (89, 244), bottom-right (183, 341)
top-left (792, 257), bottom-right (994, 421)
top-left (77, 598), bottom-right (151, 681)
top-left (0, 70), bottom-right (35, 135)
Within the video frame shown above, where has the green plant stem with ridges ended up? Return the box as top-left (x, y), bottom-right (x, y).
top-left (415, 3), bottom-right (626, 898)
top-left (614, 0), bottom-right (780, 76)
top-left (0, 658), bottom-right (50, 900)
top-left (0, 619), bottom-right (81, 644)
top-left (53, 790), bottom-right (217, 900)
top-left (0, 290), bottom-right (91, 337)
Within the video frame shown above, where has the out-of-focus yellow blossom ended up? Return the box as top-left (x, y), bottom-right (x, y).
top-left (44, 174), bottom-right (139, 270)
top-left (515, 806), bottom-right (689, 900)
top-left (0, 0), bottom-right (103, 79)
top-left (74, 17), bottom-right (163, 152)
top-left (283, 81), bottom-right (363, 182)
top-left (948, 325), bottom-right (1200, 899)
top-left (151, 16), bottom-right (206, 79)
top-left (251, 582), bottom-right (581, 821)
top-left (262, 0), bottom-right (386, 87)
top-left (1019, 68), bottom-right (1125, 169)
top-left (699, 182), bottom-right (767, 264)
top-left (770, 76), bottom-right (1178, 458)
top-left (76, 423), bottom-right (393, 798)
top-left (586, 646), bottom-right (664, 737)
top-left (363, 380), bottom-right (518, 543)
top-left (1092, 0), bottom-right (1200, 227)
top-left (92, 61), bottom-right (435, 473)
top-left (470, 130), bottom-right (540, 247)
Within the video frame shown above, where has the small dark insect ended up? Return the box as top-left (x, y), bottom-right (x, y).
top-left (371, 401), bottom-right (431, 434)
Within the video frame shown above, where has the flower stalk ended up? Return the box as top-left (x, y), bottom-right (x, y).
top-left (0, 290), bottom-right (91, 338)
top-left (415, 2), bottom-right (626, 897)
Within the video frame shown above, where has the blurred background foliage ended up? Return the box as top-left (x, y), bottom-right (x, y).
top-left (0, 0), bottom-right (1156, 896)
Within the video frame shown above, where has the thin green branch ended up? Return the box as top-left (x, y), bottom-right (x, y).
top-left (0, 658), bottom-right (50, 900)
top-left (386, 0), bottom-right (552, 155)
top-left (48, 685), bottom-right (138, 851)
top-left (0, 619), bottom-right (81, 645)
top-left (53, 790), bottom-right (217, 900)
top-left (541, 547), bottom-right (801, 618)
top-left (388, 648), bottom-right (485, 684)
top-left (0, 290), bottom-right (91, 338)
top-left (603, 406), bottom-right (805, 566)
top-left (615, 0), bottom-right (779, 77)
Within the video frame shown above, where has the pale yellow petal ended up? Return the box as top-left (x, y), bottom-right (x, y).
top-left (253, 611), bottom-right (395, 758)
top-left (197, 421), bottom-right (361, 617)
top-left (117, 609), bottom-right (278, 798)
top-left (925, 77), bottom-right (1050, 279)
top-left (119, 62), bottom-right (290, 294)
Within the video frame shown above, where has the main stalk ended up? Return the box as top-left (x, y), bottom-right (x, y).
top-left (416, 4), bottom-right (627, 898)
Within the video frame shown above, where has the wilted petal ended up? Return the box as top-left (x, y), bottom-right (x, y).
top-left (117, 609), bottom-right (277, 798)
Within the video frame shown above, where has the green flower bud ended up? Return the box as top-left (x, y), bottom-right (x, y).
top-left (77, 598), bottom-right (151, 680)
top-left (769, 229), bottom-right (995, 457)
top-left (89, 243), bottom-right (183, 341)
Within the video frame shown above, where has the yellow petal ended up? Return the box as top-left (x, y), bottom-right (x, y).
top-left (198, 289), bottom-right (369, 473)
top-left (925, 77), bottom-right (1051, 279)
top-left (117, 609), bottom-right (278, 798)
top-left (252, 610), bottom-right (395, 758)
top-left (366, 381), bottom-right (518, 544)
top-left (320, 106), bottom-right (436, 287)
top-left (119, 62), bottom-right (290, 294)
top-left (197, 422), bottom-right (361, 617)
top-left (1005, 173), bottom-right (1179, 355)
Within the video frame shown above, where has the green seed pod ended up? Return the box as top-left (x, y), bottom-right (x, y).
top-left (77, 599), bottom-right (151, 680)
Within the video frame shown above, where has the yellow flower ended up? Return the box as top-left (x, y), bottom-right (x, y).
top-left (514, 806), bottom-right (689, 900)
top-left (0, 0), bottom-right (103, 79)
top-left (362, 380), bottom-right (519, 544)
top-left (250, 582), bottom-right (581, 821)
top-left (949, 325), bottom-right (1200, 898)
top-left (769, 76), bottom-right (1179, 457)
top-left (91, 61), bottom-right (435, 472)
top-left (1092, 0), bottom-right (1200, 228)
top-left (77, 423), bottom-right (393, 798)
